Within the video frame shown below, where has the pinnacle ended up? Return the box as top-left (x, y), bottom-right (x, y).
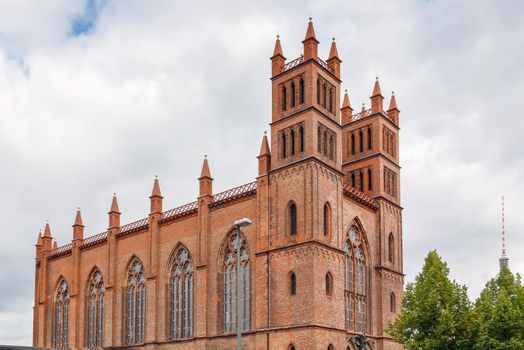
top-left (304, 18), bottom-right (317, 41)
top-left (110, 193), bottom-right (120, 213)
top-left (328, 38), bottom-right (339, 60)
top-left (372, 77), bottom-right (382, 97)
top-left (259, 132), bottom-right (271, 157)
top-left (272, 35), bottom-right (284, 58)
top-left (388, 92), bottom-right (398, 110)
top-left (43, 222), bottom-right (52, 238)
top-left (200, 156), bottom-right (212, 179)
top-left (36, 232), bottom-right (43, 246)
top-left (151, 176), bottom-right (162, 197)
top-left (74, 208), bottom-right (84, 227)
top-left (341, 90), bottom-right (352, 110)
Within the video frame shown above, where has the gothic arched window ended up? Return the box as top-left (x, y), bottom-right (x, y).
top-left (299, 79), bottom-right (304, 104)
top-left (223, 232), bottom-right (250, 333)
top-left (125, 259), bottom-right (146, 345)
top-left (291, 82), bottom-right (296, 107)
top-left (367, 169), bottom-right (372, 191)
top-left (317, 127), bottom-right (321, 152)
top-left (328, 345), bottom-right (334, 350)
top-left (323, 83), bottom-right (327, 108)
top-left (291, 129), bottom-right (296, 155)
top-left (289, 202), bottom-right (297, 236)
top-left (282, 85), bottom-right (287, 111)
top-left (282, 132), bottom-right (287, 158)
top-left (54, 279), bottom-right (70, 350)
top-left (351, 133), bottom-right (355, 155)
top-left (359, 130), bottom-right (364, 152)
top-left (322, 131), bottom-right (328, 156)
top-left (86, 271), bottom-right (104, 349)
top-left (351, 172), bottom-right (356, 188)
top-left (390, 292), bottom-right (396, 313)
top-left (325, 272), bottom-right (333, 296)
top-left (329, 135), bottom-right (334, 160)
top-left (388, 233), bottom-right (395, 264)
top-left (323, 203), bottom-right (331, 236)
top-left (367, 127), bottom-right (372, 150)
top-left (316, 79), bottom-right (321, 104)
top-left (329, 88), bottom-right (333, 113)
top-left (344, 225), bottom-right (367, 333)
top-left (289, 272), bottom-right (297, 295)
top-left (299, 125), bottom-right (304, 152)
top-left (359, 171), bottom-right (364, 191)
top-left (170, 246), bottom-right (193, 340)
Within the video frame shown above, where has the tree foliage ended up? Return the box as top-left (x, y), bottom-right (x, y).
top-left (472, 266), bottom-right (524, 350)
top-left (388, 250), bottom-right (474, 350)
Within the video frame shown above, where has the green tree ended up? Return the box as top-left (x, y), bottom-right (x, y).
top-left (472, 266), bottom-right (524, 350)
top-left (388, 250), bottom-right (474, 350)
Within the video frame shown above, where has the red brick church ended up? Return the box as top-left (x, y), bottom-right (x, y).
top-left (33, 19), bottom-right (404, 350)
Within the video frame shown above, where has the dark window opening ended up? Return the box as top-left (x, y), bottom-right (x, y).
top-left (282, 85), bottom-right (287, 111)
top-left (299, 79), bottom-right (304, 104)
top-left (317, 79), bottom-right (321, 104)
top-left (290, 129), bottom-right (295, 155)
top-left (351, 134), bottom-right (355, 155)
top-left (299, 126), bottom-right (304, 152)
top-left (359, 130), bottom-right (363, 152)
top-left (290, 273), bottom-right (296, 295)
top-left (282, 133), bottom-right (287, 158)
top-left (367, 169), bottom-right (372, 191)
top-left (289, 203), bottom-right (297, 236)
top-left (291, 82), bottom-right (296, 108)
top-left (367, 127), bottom-right (372, 150)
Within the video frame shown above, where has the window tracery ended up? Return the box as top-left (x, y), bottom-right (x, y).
top-left (86, 271), bottom-right (104, 349)
top-left (170, 246), bottom-right (193, 339)
top-left (54, 279), bottom-right (69, 350)
top-left (125, 259), bottom-right (146, 345)
top-left (223, 232), bottom-right (250, 333)
top-left (344, 225), bottom-right (367, 333)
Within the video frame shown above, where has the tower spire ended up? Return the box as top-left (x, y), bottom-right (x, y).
top-left (499, 195), bottom-right (509, 269)
top-left (302, 17), bottom-right (319, 60)
top-left (150, 176), bottom-right (163, 214)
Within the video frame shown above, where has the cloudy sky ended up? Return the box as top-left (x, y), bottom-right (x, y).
top-left (1, 0), bottom-right (523, 345)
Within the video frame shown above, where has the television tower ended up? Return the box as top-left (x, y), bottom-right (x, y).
top-left (499, 195), bottom-right (509, 269)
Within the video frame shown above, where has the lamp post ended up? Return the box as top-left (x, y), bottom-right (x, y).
top-left (234, 218), bottom-right (252, 350)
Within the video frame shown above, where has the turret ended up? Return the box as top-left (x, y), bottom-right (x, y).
top-left (150, 176), bottom-right (163, 214)
top-left (258, 131), bottom-right (271, 176)
top-left (340, 90), bottom-right (353, 124)
top-left (72, 208), bottom-right (84, 242)
top-left (42, 222), bottom-right (52, 251)
top-left (108, 193), bottom-right (121, 229)
top-left (199, 156), bottom-right (213, 197)
top-left (326, 37), bottom-right (341, 79)
top-left (302, 17), bottom-right (319, 61)
top-left (35, 231), bottom-right (43, 257)
top-left (387, 92), bottom-right (400, 125)
top-left (271, 35), bottom-right (286, 77)
top-left (370, 77), bottom-right (384, 113)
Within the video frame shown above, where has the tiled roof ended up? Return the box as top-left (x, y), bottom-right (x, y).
top-left (209, 181), bottom-right (257, 208)
top-left (48, 243), bottom-right (73, 259)
top-left (343, 184), bottom-right (379, 210)
top-left (116, 217), bottom-right (149, 238)
top-left (80, 231), bottom-right (108, 249)
top-left (159, 201), bottom-right (198, 224)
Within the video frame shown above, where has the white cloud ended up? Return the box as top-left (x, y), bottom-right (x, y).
top-left (0, 0), bottom-right (523, 345)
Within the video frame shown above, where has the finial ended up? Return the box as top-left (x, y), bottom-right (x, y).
top-left (154, 174), bottom-right (158, 179)
top-left (204, 154), bottom-right (207, 159)
top-left (332, 36), bottom-right (336, 42)
top-left (345, 89), bottom-right (348, 93)
top-left (309, 16), bottom-right (313, 22)
top-left (392, 91), bottom-right (395, 95)
top-left (77, 206), bottom-right (80, 210)
top-left (113, 192), bottom-right (116, 196)
top-left (276, 34), bottom-right (280, 39)
top-left (362, 102), bottom-right (365, 106)
top-left (264, 130), bottom-right (267, 135)
top-left (376, 76), bottom-right (379, 81)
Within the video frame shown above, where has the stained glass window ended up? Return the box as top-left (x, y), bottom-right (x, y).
top-left (54, 279), bottom-right (69, 350)
top-left (171, 247), bottom-right (193, 339)
top-left (125, 259), bottom-right (145, 345)
top-left (86, 271), bottom-right (104, 349)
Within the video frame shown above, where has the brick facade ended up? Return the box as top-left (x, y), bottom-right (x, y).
top-left (33, 19), bottom-right (404, 350)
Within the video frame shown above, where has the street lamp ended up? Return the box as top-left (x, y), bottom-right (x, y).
top-left (234, 218), bottom-right (252, 350)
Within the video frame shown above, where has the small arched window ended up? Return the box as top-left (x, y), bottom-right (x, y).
top-left (351, 133), bottom-right (355, 155)
top-left (390, 292), bottom-right (396, 313)
top-left (299, 79), bottom-right (304, 104)
top-left (329, 88), bottom-right (333, 112)
top-left (290, 345), bottom-right (296, 350)
top-left (289, 272), bottom-right (297, 295)
top-left (54, 279), bottom-right (70, 350)
top-left (388, 233), bottom-right (395, 264)
top-left (359, 171), bottom-right (364, 191)
top-left (317, 127), bottom-right (321, 152)
top-left (325, 272), bottom-right (333, 296)
top-left (290, 82), bottom-right (296, 108)
top-left (359, 130), bottom-right (364, 152)
top-left (351, 172), bottom-right (355, 187)
top-left (282, 85), bottom-right (287, 111)
top-left (290, 129), bottom-right (295, 155)
top-left (322, 131), bottom-right (328, 156)
top-left (367, 169), bottom-right (372, 191)
top-left (299, 126), bottom-right (304, 152)
top-left (367, 127), bottom-right (372, 150)
top-left (323, 203), bottom-right (331, 236)
top-left (323, 83), bottom-right (327, 108)
top-left (289, 203), bottom-right (297, 236)
top-left (329, 135), bottom-right (334, 160)
top-left (328, 345), bottom-right (334, 350)
top-left (316, 79), bottom-right (321, 104)
top-left (282, 133), bottom-right (287, 158)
